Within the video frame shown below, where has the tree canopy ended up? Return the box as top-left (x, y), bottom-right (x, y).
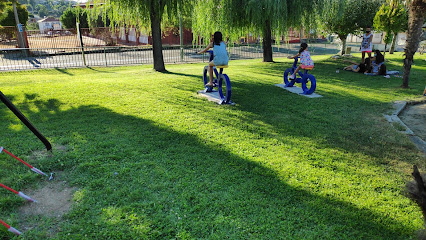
top-left (0, 2), bottom-right (28, 26)
top-left (319, 0), bottom-right (384, 54)
top-left (25, 0), bottom-right (74, 18)
top-left (60, 7), bottom-right (110, 29)
top-left (192, 0), bottom-right (320, 62)
top-left (90, 0), bottom-right (193, 71)
top-left (373, 1), bottom-right (407, 53)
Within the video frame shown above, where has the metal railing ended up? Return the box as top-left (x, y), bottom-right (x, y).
top-left (0, 43), bottom-right (346, 71)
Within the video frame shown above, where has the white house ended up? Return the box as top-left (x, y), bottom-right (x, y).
top-left (37, 17), bottom-right (62, 34)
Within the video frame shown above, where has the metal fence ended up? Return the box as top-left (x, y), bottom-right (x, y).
top-left (0, 25), bottom-right (378, 71)
top-left (0, 42), bottom-right (350, 71)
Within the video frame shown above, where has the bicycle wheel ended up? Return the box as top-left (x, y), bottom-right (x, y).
top-left (203, 66), bottom-right (219, 86)
top-left (283, 68), bottom-right (296, 87)
top-left (301, 74), bottom-right (316, 95)
top-left (218, 74), bottom-right (231, 104)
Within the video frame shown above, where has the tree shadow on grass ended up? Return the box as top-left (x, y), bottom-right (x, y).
top-left (0, 95), bottom-right (419, 239)
top-left (237, 78), bottom-right (421, 162)
top-left (217, 58), bottom-right (424, 161)
top-left (144, 61), bottom-right (423, 169)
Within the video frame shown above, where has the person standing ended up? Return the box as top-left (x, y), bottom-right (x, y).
top-left (360, 27), bottom-right (373, 63)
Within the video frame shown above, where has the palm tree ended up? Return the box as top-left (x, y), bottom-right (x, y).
top-left (402, 0), bottom-right (426, 88)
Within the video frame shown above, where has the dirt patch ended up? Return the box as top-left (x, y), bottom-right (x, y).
top-left (399, 103), bottom-right (426, 141)
top-left (19, 180), bottom-right (76, 218)
top-left (18, 172), bottom-right (77, 234)
top-left (28, 144), bottom-right (67, 161)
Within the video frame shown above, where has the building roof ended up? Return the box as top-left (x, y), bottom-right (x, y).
top-left (37, 17), bottom-right (60, 23)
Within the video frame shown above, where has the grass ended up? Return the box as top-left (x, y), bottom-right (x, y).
top-left (0, 52), bottom-right (425, 239)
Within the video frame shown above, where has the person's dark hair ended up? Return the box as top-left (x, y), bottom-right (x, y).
top-left (374, 50), bottom-right (384, 64)
top-left (378, 64), bottom-right (387, 75)
top-left (213, 31), bottom-right (223, 45)
top-left (299, 43), bottom-right (308, 54)
top-left (364, 58), bottom-right (372, 73)
top-left (358, 63), bottom-right (366, 73)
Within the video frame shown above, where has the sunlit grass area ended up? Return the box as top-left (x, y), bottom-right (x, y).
top-left (0, 52), bottom-right (425, 239)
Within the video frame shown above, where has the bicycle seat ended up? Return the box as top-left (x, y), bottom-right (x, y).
top-left (216, 65), bottom-right (228, 68)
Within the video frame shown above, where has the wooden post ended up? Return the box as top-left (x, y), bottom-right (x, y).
top-left (77, 23), bottom-right (86, 66)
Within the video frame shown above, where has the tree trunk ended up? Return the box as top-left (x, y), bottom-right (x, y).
top-left (390, 33), bottom-right (397, 54)
top-left (402, 0), bottom-right (426, 88)
top-left (338, 35), bottom-right (347, 55)
top-left (411, 165), bottom-right (426, 222)
top-left (262, 20), bottom-right (273, 62)
top-left (125, 25), bottom-right (129, 43)
top-left (136, 29), bottom-right (140, 45)
top-left (150, 4), bottom-right (166, 72)
top-left (383, 43), bottom-right (387, 57)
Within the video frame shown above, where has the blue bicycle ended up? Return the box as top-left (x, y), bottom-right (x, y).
top-left (203, 50), bottom-right (232, 104)
top-left (283, 57), bottom-right (317, 95)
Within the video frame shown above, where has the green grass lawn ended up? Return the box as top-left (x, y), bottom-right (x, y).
top-left (0, 53), bottom-right (425, 239)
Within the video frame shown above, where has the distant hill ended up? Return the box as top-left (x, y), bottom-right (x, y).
top-left (23, 0), bottom-right (78, 19)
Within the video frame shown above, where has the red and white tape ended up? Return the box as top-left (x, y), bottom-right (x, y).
top-left (0, 219), bottom-right (21, 235)
top-left (0, 183), bottom-right (37, 202)
top-left (0, 147), bottom-right (48, 176)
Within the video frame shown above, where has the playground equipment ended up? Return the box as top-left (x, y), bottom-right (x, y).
top-left (0, 219), bottom-right (21, 235)
top-left (0, 147), bottom-right (48, 176)
top-left (202, 50), bottom-right (232, 104)
top-left (0, 91), bottom-right (51, 151)
top-left (283, 57), bottom-right (317, 95)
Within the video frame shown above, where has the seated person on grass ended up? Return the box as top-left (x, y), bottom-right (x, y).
top-left (364, 51), bottom-right (387, 76)
top-left (343, 60), bottom-right (367, 73)
top-left (371, 50), bottom-right (385, 73)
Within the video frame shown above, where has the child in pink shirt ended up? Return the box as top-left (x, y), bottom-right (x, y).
top-left (288, 43), bottom-right (314, 80)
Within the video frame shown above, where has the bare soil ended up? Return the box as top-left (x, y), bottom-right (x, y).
top-left (19, 176), bottom-right (76, 218)
top-left (17, 145), bottom-right (76, 236)
top-left (399, 103), bottom-right (426, 141)
top-left (18, 172), bottom-right (77, 235)
top-left (0, 35), bottom-right (107, 49)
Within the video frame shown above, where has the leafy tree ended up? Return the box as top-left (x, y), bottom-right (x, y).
top-left (373, 1), bottom-right (407, 54)
top-left (0, 2), bottom-right (28, 26)
top-left (0, 0), bottom-right (6, 13)
top-left (402, 0), bottom-right (426, 88)
top-left (37, 4), bottom-right (48, 17)
top-left (24, 3), bottom-right (32, 13)
top-left (60, 7), bottom-right (110, 29)
top-left (93, 0), bottom-right (193, 72)
top-left (320, 0), bottom-right (383, 55)
top-left (26, 21), bottom-right (38, 30)
top-left (192, 0), bottom-right (318, 62)
top-left (60, 7), bottom-right (87, 29)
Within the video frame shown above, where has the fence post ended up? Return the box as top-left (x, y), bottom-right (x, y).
top-left (77, 23), bottom-right (86, 66)
top-left (104, 47), bottom-right (107, 66)
top-left (179, 13), bottom-right (184, 62)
